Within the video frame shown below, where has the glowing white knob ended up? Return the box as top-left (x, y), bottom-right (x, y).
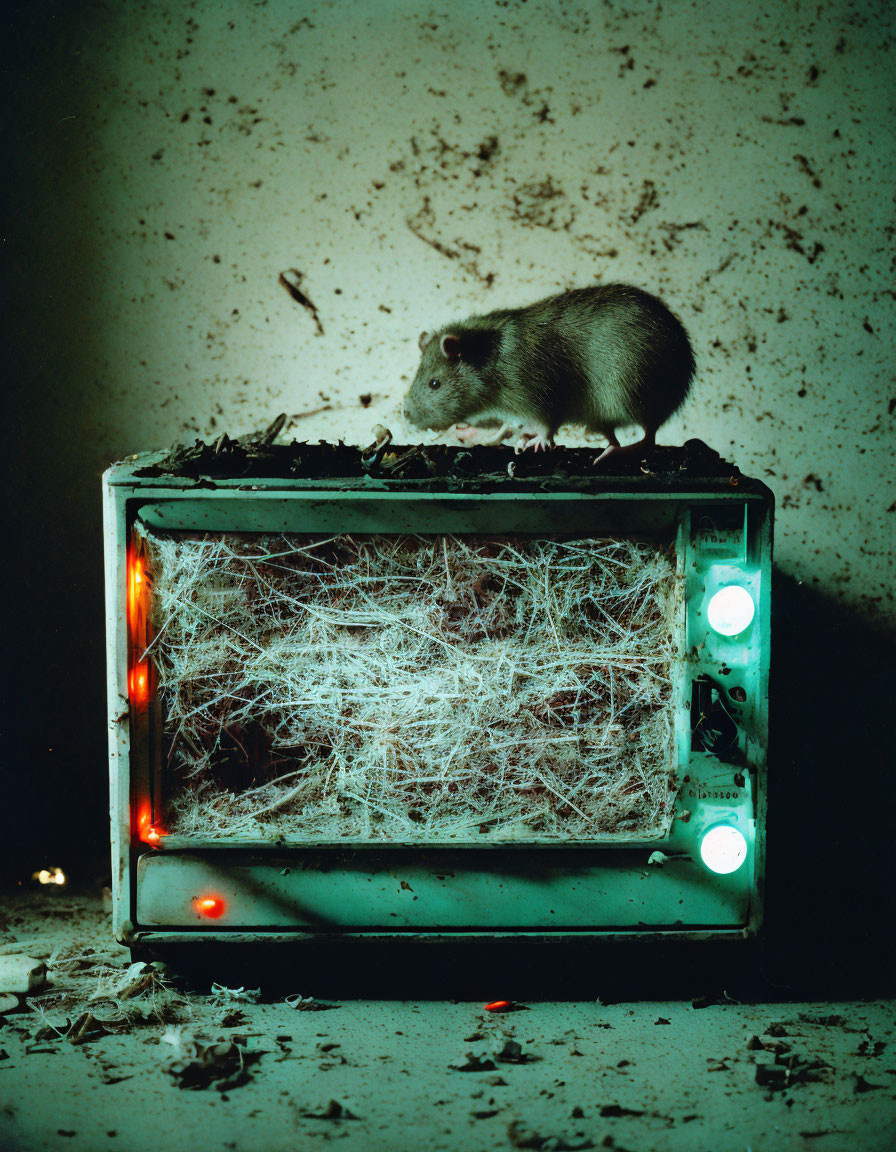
top-left (699, 824), bottom-right (748, 874)
top-left (707, 585), bottom-right (755, 636)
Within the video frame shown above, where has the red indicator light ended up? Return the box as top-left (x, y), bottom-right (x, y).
top-left (128, 662), bottom-right (150, 705)
top-left (127, 555), bottom-right (144, 626)
top-left (484, 1000), bottom-right (513, 1012)
top-left (194, 895), bottom-right (226, 919)
top-left (127, 551), bottom-right (152, 705)
top-left (136, 806), bottom-right (165, 847)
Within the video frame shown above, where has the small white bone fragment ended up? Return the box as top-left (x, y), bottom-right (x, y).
top-left (0, 954), bottom-right (47, 994)
top-left (285, 993), bottom-right (316, 1010)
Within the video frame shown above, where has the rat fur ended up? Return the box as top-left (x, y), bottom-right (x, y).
top-left (402, 283), bottom-right (695, 455)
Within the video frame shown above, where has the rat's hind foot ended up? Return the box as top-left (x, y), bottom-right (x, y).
top-left (514, 431), bottom-right (555, 455)
top-left (592, 429), bottom-right (656, 466)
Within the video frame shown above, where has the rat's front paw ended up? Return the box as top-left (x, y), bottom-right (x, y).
top-left (514, 432), bottom-right (554, 455)
top-left (453, 424), bottom-right (482, 443)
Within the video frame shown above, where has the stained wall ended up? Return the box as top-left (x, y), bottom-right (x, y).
top-left (2, 0), bottom-right (893, 873)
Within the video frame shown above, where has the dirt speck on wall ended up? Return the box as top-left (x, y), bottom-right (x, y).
top-left (1, 0), bottom-right (894, 873)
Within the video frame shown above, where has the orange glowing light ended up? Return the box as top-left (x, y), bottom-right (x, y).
top-left (128, 662), bottom-right (150, 704)
top-left (127, 555), bottom-right (145, 625)
top-left (194, 895), bottom-right (226, 919)
top-left (136, 806), bottom-right (165, 846)
top-left (484, 1000), bottom-right (513, 1012)
top-left (134, 801), bottom-right (165, 847)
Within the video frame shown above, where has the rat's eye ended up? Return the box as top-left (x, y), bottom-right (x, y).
top-left (428, 378), bottom-right (442, 390)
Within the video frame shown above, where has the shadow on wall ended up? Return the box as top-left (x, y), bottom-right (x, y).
top-left (762, 571), bottom-right (895, 992)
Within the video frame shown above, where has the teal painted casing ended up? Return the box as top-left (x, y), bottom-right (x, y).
top-left (103, 443), bottom-right (772, 946)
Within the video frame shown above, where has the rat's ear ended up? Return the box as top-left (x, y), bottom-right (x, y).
top-left (418, 331), bottom-right (430, 352)
top-left (440, 333), bottom-right (463, 362)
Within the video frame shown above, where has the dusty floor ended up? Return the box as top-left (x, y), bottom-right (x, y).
top-left (0, 890), bottom-right (894, 1152)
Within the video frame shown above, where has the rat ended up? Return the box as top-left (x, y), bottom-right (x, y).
top-left (402, 283), bottom-right (695, 457)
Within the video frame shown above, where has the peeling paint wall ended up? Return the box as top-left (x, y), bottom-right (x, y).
top-left (2, 0), bottom-right (894, 868)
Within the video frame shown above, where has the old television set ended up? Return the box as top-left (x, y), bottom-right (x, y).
top-left (103, 440), bottom-right (772, 949)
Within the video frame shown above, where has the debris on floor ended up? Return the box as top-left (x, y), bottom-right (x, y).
top-left (298, 1098), bottom-right (359, 1121)
top-left (0, 954), bottom-right (47, 994)
top-left (507, 1119), bottom-right (594, 1150)
top-left (0, 890), bottom-right (894, 1152)
top-left (208, 983), bottom-right (262, 1005)
top-left (496, 1038), bottom-right (537, 1064)
top-left (285, 992), bottom-right (339, 1011)
top-left (163, 1031), bottom-right (262, 1092)
top-left (451, 1051), bottom-right (498, 1072)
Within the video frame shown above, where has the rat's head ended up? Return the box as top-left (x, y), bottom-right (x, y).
top-left (403, 327), bottom-right (493, 431)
